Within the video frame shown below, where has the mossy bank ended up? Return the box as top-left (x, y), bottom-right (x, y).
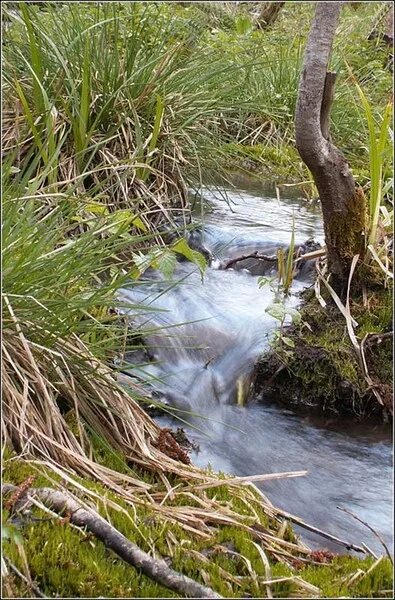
top-left (256, 286), bottom-right (393, 421)
top-left (2, 452), bottom-right (393, 599)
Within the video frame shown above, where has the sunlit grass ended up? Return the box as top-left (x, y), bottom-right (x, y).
top-left (2, 2), bottom-right (263, 218)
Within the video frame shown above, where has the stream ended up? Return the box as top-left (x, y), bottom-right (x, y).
top-left (120, 176), bottom-right (393, 555)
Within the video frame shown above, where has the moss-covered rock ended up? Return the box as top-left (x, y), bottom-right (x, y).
top-left (256, 286), bottom-right (393, 420)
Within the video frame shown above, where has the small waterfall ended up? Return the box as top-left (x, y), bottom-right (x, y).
top-left (119, 182), bottom-right (392, 554)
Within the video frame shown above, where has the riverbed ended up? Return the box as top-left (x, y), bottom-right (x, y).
top-left (120, 177), bottom-right (393, 555)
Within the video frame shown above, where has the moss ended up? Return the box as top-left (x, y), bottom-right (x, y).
top-left (3, 455), bottom-right (393, 598)
top-left (326, 186), bottom-right (367, 271)
top-left (301, 555), bottom-right (393, 598)
top-left (257, 286), bottom-right (393, 420)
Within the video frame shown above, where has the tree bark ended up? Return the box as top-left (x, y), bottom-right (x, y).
top-left (295, 2), bottom-right (366, 290)
top-left (3, 484), bottom-right (222, 599)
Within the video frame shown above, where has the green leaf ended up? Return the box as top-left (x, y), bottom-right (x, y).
top-left (257, 275), bottom-right (275, 288)
top-left (285, 307), bottom-right (301, 324)
top-left (1, 524), bottom-right (22, 545)
top-left (130, 216), bottom-right (148, 233)
top-left (284, 215), bottom-right (295, 294)
top-left (132, 251), bottom-right (151, 277)
top-left (20, 2), bottom-right (44, 115)
top-left (105, 209), bottom-right (147, 235)
top-left (266, 303), bottom-right (286, 322)
top-left (78, 35), bottom-right (91, 157)
top-left (152, 250), bottom-right (177, 279)
top-left (86, 203), bottom-right (109, 216)
top-left (234, 15), bottom-right (253, 35)
top-left (171, 238), bottom-right (207, 278)
top-left (281, 336), bottom-right (295, 348)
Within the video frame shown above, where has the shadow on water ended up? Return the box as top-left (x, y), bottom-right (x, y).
top-left (120, 180), bottom-right (393, 555)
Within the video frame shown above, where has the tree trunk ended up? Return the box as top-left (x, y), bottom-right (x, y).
top-left (256, 2), bottom-right (285, 29)
top-left (295, 2), bottom-right (366, 291)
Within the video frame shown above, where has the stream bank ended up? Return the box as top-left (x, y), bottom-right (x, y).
top-left (3, 453), bottom-right (393, 599)
top-left (256, 285), bottom-right (393, 421)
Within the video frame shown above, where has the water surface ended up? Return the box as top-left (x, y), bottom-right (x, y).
top-left (120, 180), bottom-right (393, 554)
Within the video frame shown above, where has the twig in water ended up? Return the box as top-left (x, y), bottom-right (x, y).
top-left (361, 542), bottom-right (379, 559)
top-left (220, 251), bottom-right (277, 270)
top-left (268, 506), bottom-right (366, 553)
top-left (336, 506), bottom-right (393, 564)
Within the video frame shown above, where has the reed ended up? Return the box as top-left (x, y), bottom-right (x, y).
top-left (353, 79), bottom-right (392, 246)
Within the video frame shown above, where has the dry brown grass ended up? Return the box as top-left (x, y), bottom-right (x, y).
top-left (2, 291), bottom-right (328, 577)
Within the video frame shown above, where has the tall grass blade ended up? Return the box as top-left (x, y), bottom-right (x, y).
top-left (347, 63), bottom-right (392, 246)
top-left (19, 2), bottom-right (44, 116)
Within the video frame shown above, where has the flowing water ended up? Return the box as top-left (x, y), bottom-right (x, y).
top-left (120, 176), bottom-right (393, 554)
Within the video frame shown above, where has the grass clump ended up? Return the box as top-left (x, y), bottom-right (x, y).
top-left (2, 1), bottom-right (261, 218)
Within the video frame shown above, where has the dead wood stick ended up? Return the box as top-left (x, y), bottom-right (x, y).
top-left (266, 505), bottom-right (366, 553)
top-left (2, 484), bottom-right (222, 599)
top-left (336, 506), bottom-right (393, 564)
top-left (3, 557), bottom-right (47, 599)
top-left (362, 331), bottom-right (393, 346)
top-left (221, 248), bottom-right (324, 271)
top-left (220, 251), bottom-right (277, 270)
top-left (294, 248), bottom-right (326, 263)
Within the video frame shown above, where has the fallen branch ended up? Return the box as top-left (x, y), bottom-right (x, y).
top-left (294, 247), bottom-right (326, 263)
top-left (336, 506), bottom-right (393, 565)
top-left (221, 245), bottom-right (325, 271)
top-left (2, 484), bottom-right (222, 599)
top-left (220, 251), bottom-right (277, 270)
top-left (266, 505), bottom-right (366, 553)
top-left (362, 331), bottom-right (393, 347)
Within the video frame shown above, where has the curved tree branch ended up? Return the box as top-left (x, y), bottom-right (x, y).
top-left (3, 484), bottom-right (222, 599)
top-left (295, 2), bottom-right (366, 287)
top-left (295, 2), bottom-right (343, 164)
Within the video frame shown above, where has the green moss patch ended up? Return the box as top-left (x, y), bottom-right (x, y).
top-left (218, 141), bottom-right (310, 182)
top-left (2, 455), bottom-right (393, 598)
top-left (256, 287), bottom-right (393, 420)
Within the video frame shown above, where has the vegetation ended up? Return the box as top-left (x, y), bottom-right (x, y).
top-left (2, 453), bottom-right (393, 599)
top-left (257, 2), bottom-right (392, 419)
top-left (1, 1), bottom-right (393, 598)
top-left (257, 285), bottom-right (393, 419)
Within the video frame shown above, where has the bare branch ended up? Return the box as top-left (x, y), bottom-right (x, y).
top-left (337, 506), bottom-right (393, 564)
top-left (2, 484), bottom-right (223, 599)
top-left (220, 251), bottom-right (277, 270)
